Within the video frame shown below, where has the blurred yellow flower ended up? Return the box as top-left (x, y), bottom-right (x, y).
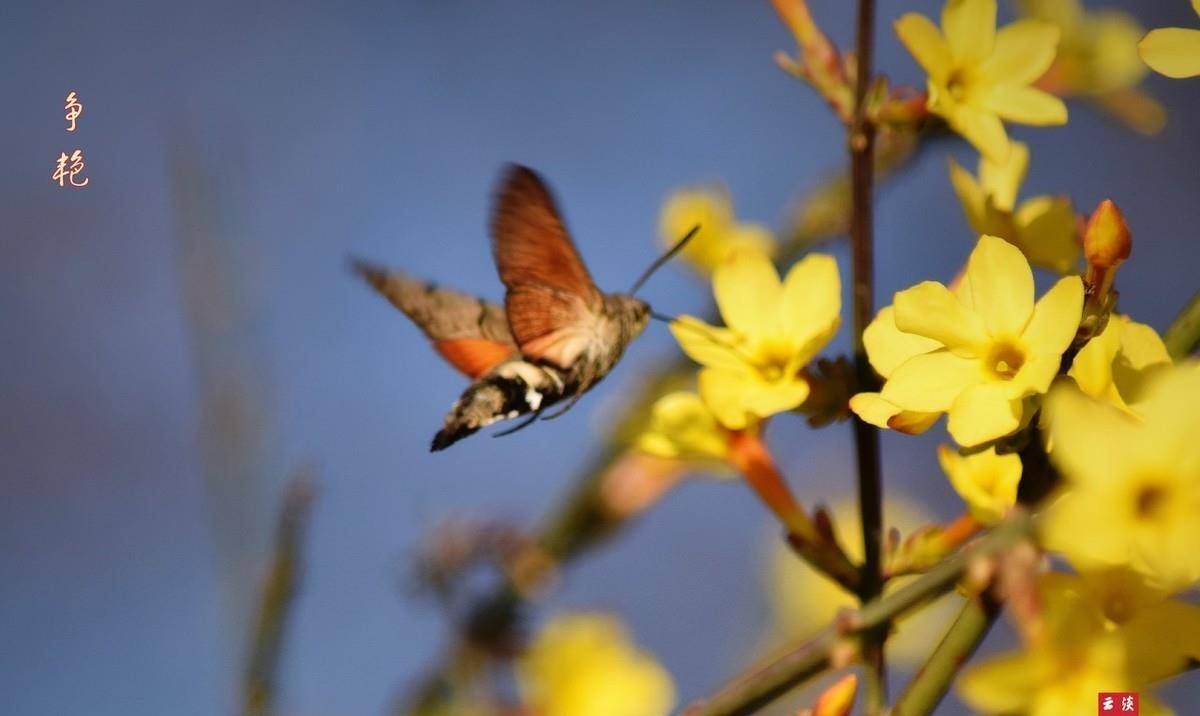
top-left (894, 0), bottom-right (1067, 160)
top-left (636, 391), bottom-right (735, 469)
top-left (1042, 365), bottom-right (1200, 592)
top-left (659, 186), bottom-right (776, 274)
top-left (937, 444), bottom-right (1021, 524)
top-left (1018, 0), bottom-right (1148, 95)
top-left (948, 141), bottom-right (1079, 273)
top-left (1068, 314), bottom-right (1171, 415)
top-left (767, 497), bottom-right (962, 666)
top-left (671, 248), bottom-right (840, 430)
top-left (1139, 0), bottom-right (1200, 78)
top-left (850, 235), bottom-right (1084, 447)
top-left (959, 570), bottom-right (1188, 716)
top-left (516, 613), bottom-right (675, 716)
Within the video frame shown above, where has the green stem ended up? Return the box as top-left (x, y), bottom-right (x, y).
top-left (681, 514), bottom-right (1032, 716)
top-left (890, 593), bottom-right (1002, 716)
top-left (1164, 288), bottom-right (1200, 360)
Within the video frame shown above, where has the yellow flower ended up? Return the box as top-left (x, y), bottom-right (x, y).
top-left (636, 391), bottom-right (734, 470)
top-left (1018, 0), bottom-right (1148, 95)
top-left (659, 186), bottom-right (775, 274)
top-left (1068, 314), bottom-right (1171, 415)
top-left (1139, 0), bottom-right (1200, 78)
top-left (895, 0), bottom-right (1068, 160)
top-left (948, 141), bottom-right (1079, 273)
top-left (959, 570), bottom-right (1189, 716)
top-left (516, 613), bottom-right (675, 716)
top-left (1042, 364), bottom-right (1200, 592)
top-left (767, 497), bottom-right (962, 666)
top-left (851, 235), bottom-right (1084, 447)
top-left (938, 444), bottom-right (1021, 524)
top-left (671, 248), bottom-right (840, 430)
top-left (848, 305), bottom-right (942, 436)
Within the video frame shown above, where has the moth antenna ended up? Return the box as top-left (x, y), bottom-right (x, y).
top-left (540, 392), bottom-right (585, 421)
top-left (650, 310), bottom-right (678, 323)
top-left (492, 409), bottom-right (543, 438)
top-left (629, 224), bottom-right (701, 295)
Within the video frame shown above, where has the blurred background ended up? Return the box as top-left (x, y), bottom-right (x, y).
top-left (2, 1), bottom-right (1198, 714)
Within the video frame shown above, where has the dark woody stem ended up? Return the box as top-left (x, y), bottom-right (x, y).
top-left (848, 0), bottom-right (886, 712)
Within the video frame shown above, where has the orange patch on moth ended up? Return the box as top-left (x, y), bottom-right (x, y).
top-left (435, 338), bottom-right (517, 379)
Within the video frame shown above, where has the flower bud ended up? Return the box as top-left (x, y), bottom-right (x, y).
top-left (811, 673), bottom-right (858, 716)
top-left (1084, 199), bottom-right (1131, 271)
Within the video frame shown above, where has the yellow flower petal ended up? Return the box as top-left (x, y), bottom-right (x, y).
top-left (893, 280), bottom-right (987, 353)
top-left (698, 367), bottom-right (754, 430)
top-left (947, 382), bottom-right (1022, 446)
top-left (670, 317), bottom-right (746, 372)
top-left (849, 392), bottom-right (940, 434)
top-left (939, 444), bottom-right (1021, 523)
top-left (958, 651), bottom-right (1049, 714)
top-left (967, 235), bottom-right (1035, 339)
top-left (984, 84), bottom-right (1069, 125)
top-left (1120, 599), bottom-right (1200, 684)
top-left (1118, 319), bottom-right (1171, 370)
top-left (740, 376), bottom-right (812, 422)
top-left (978, 140), bottom-right (1028, 212)
top-left (946, 101), bottom-right (1010, 161)
top-left (779, 253), bottom-right (841, 348)
top-left (1139, 27), bottom-right (1200, 79)
top-left (895, 13), bottom-right (953, 82)
top-left (1044, 381), bottom-right (1137, 487)
top-left (948, 157), bottom-right (988, 234)
top-left (1014, 195), bottom-right (1080, 273)
top-left (1021, 276), bottom-right (1084, 356)
top-left (713, 248), bottom-right (781, 338)
top-left (863, 306), bottom-right (941, 378)
top-left (943, 0), bottom-right (997, 63)
top-left (979, 19), bottom-right (1060, 85)
top-left (881, 349), bottom-right (983, 412)
top-left (1005, 353), bottom-right (1063, 399)
top-left (1069, 313), bottom-right (1123, 400)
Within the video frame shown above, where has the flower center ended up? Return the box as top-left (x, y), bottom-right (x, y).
top-left (752, 339), bottom-right (795, 383)
top-left (985, 341), bottom-right (1026, 380)
top-left (1134, 483), bottom-right (1169, 521)
top-left (946, 70), bottom-right (968, 101)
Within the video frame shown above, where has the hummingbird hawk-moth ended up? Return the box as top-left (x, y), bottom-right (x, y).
top-left (353, 164), bottom-right (694, 451)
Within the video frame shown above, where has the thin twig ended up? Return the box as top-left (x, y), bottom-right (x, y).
top-left (681, 514), bottom-right (1032, 716)
top-left (243, 475), bottom-right (317, 716)
top-left (890, 592), bottom-right (1002, 716)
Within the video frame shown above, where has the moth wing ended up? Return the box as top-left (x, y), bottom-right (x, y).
top-left (352, 259), bottom-right (518, 379)
top-left (490, 165), bottom-right (603, 369)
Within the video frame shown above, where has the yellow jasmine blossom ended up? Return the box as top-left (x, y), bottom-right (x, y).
top-left (516, 613), bottom-right (675, 716)
top-left (1139, 0), bottom-right (1200, 78)
top-left (671, 247), bottom-right (840, 430)
top-left (1018, 0), bottom-right (1148, 95)
top-left (767, 497), bottom-right (962, 666)
top-left (636, 391), bottom-right (735, 470)
top-left (1042, 364), bottom-right (1200, 592)
top-left (959, 571), bottom-right (1186, 716)
top-left (937, 444), bottom-right (1021, 524)
top-left (1068, 314), bottom-right (1171, 415)
top-left (895, 0), bottom-right (1068, 160)
top-left (659, 186), bottom-right (776, 274)
top-left (851, 235), bottom-right (1084, 447)
top-left (948, 141), bottom-right (1079, 272)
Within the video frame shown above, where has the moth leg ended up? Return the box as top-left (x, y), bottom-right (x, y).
top-left (540, 392), bottom-right (585, 421)
top-left (491, 408), bottom-right (544, 438)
